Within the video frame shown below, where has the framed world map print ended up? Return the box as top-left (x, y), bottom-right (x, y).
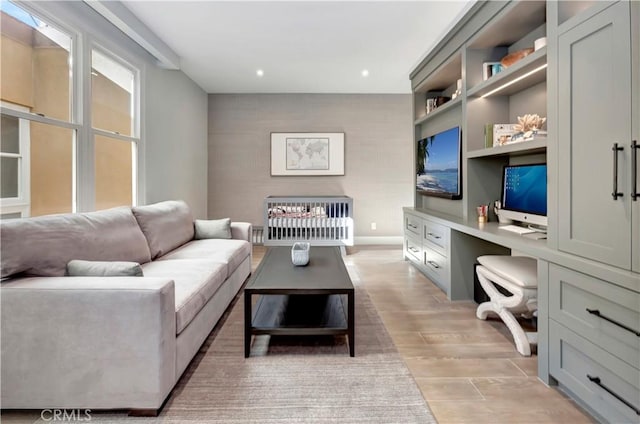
top-left (271, 132), bottom-right (345, 176)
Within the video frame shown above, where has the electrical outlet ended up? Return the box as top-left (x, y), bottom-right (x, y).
top-left (371, 222), bottom-right (377, 230)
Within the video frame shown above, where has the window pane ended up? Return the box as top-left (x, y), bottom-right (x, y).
top-left (30, 121), bottom-right (73, 216)
top-left (1, 115), bottom-right (20, 153)
top-left (95, 135), bottom-right (133, 210)
top-left (0, 1), bottom-right (72, 121)
top-left (1, 212), bottom-right (22, 219)
top-left (1, 156), bottom-right (19, 197)
top-left (92, 50), bottom-right (134, 136)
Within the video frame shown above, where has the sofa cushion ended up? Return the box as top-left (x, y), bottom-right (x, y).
top-left (1, 207), bottom-right (151, 278)
top-left (194, 218), bottom-right (231, 240)
top-left (141, 259), bottom-right (227, 335)
top-left (132, 200), bottom-right (195, 259)
top-left (158, 239), bottom-right (250, 278)
top-left (66, 260), bottom-right (143, 277)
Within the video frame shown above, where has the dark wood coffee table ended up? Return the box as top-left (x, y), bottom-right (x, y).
top-left (244, 247), bottom-right (355, 357)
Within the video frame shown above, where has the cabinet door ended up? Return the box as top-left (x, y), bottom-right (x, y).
top-left (558, 2), bottom-right (632, 269)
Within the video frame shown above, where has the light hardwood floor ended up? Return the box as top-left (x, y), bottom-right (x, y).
top-left (255, 245), bottom-right (595, 424)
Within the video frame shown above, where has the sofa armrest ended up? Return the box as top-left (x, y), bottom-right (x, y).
top-left (1, 276), bottom-right (176, 409)
top-left (231, 221), bottom-right (252, 243)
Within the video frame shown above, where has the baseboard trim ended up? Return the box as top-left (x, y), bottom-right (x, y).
top-left (354, 236), bottom-right (403, 245)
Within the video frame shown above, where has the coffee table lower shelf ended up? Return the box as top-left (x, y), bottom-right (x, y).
top-left (245, 293), bottom-right (354, 357)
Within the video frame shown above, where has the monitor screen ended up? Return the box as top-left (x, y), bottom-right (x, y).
top-left (501, 163), bottom-right (547, 226)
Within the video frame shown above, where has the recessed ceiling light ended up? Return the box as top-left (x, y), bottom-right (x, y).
top-left (256, 69), bottom-right (264, 77)
top-left (361, 69), bottom-right (369, 77)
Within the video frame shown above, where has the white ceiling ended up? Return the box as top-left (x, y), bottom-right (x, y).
top-left (121, 1), bottom-right (474, 94)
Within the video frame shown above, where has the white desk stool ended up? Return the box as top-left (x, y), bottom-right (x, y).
top-left (475, 255), bottom-right (538, 356)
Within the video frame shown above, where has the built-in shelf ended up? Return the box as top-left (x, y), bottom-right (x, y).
top-left (467, 138), bottom-right (547, 158)
top-left (467, 47), bottom-right (547, 98)
top-left (414, 96), bottom-right (462, 126)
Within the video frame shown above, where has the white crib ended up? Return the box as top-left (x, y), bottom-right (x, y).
top-left (264, 196), bottom-right (353, 246)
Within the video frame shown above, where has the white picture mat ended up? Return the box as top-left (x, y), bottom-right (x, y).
top-left (271, 132), bottom-right (344, 176)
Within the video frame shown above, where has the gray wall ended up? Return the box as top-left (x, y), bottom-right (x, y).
top-left (208, 94), bottom-right (413, 241)
top-left (145, 70), bottom-right (208, 218)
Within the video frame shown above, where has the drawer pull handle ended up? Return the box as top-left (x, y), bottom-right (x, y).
top-left (426, 260), bottom-right (440, 269)
top-left (586, 308), bottom-right (640, 337)
top-left (408, 224), bottom-right (418, 229)
top-left (427, 232), bottom-right (442, 239)
top-left (587, 375), bottom-right (640, 415)
top-left (408, 247), bottom-right (419, 253)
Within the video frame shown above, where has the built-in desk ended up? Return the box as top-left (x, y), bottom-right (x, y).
top-left (404, 207), bottom-right (640, 423)
top-left (404, 207), bottom-right (639, 296)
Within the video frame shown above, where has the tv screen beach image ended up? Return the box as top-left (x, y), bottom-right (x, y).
top-left (416, 127), bottom-right (460, 196)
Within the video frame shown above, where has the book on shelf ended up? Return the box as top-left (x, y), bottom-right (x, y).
top-left (484, 124), bottom-right (494, 148)
top-left (482, 62), bottom-right (504, 81)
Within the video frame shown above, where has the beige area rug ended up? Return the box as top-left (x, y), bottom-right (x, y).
top-left (12, 280), bottom-right (436, 423)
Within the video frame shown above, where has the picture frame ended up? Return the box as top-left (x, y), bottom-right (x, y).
top-left (271, 132), bottom-right (345, 176)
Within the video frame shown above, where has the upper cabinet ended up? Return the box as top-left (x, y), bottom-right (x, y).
top-left (556, 1), bottom-right (638, 272)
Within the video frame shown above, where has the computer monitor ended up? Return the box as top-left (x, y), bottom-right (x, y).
top-left (500, 163), bottom-right (548, 228)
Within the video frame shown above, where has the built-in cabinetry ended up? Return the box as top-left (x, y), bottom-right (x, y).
top-left (403, 210), bottom-right (451, 296)
top-left (556, 1), bottom-right (639, 272)
top-left (406, 1), bottom-right (639, 422)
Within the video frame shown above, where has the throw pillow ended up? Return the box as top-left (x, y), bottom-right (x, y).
top-left (194, 218), bottom-right (231, 239)
top-left (66, 260), bottom-right (144, 277)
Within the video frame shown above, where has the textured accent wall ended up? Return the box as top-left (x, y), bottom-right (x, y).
top-left (208, 94), bottom-right (412, 240)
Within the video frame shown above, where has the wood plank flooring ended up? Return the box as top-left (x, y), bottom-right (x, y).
top-left (253, 245), bottom-right (596, 424)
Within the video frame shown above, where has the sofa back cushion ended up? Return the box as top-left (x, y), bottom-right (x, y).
top-left (132, 200), bottom-right (194, 259)
top-left (1, 207), bottom-right (152, 278)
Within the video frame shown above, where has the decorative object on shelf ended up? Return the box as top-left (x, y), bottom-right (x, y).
top-left (511, 114), bottom-right (547, 143)
top-left (482, 62), bottom-right (503, 80)
top-left (534, 37), bottom-right (547, 51)
top-left (426, 98), bottom-right (437, 114)
top-left (493, 123), bottom-right (518, 146)
top-left (271, 132), bottom-right (344, 176)
top-left (451, 79), bottom-right (463, 99)
top-left (500, 47), bottom-right (535, 68)
top-left (476, 204), bottom-right (488, 223)
top-left (291, 242), bottom-right (310, 266)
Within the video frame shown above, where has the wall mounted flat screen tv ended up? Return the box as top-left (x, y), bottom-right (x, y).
top-left (416, 126), bottom-right (462, 199)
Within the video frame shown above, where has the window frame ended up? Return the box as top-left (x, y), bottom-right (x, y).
top-left (0, 102), bottom-right (31, 217)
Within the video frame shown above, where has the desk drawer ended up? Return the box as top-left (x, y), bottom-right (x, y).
top-left (550, 321), bottom-right (640, 423)
top-left (549, 264), bottom-right (640, 368)
top-left (405, 214), bottom-right (422, 237)
top-left (423, 245), bottom-right (448, 291)
top-left (405, 237), bottom-right (422, 263)
top-left (423, 220), bottom-right (449, 254)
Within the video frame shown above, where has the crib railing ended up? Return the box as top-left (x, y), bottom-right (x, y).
top-left (264, 196), bottom-right (354, 246)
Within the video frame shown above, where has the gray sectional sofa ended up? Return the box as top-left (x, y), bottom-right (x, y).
top-left (0, 200), bottom-right (252, 411)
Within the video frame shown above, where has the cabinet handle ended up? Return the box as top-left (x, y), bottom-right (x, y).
top-left (427, 232), bottom-right (442, 239)
top-left (408, 223), bottom-right (418, 229)
top-left (612, 143), bottom-right (624, 200)
top-left (632, 140), bottom-right (638, 201)
top-left (587, 375), bottom-right (640, 415)
top-left (426, 260), bottom-right (440, 269)
top-left (586, 308), bottom-right (640, 337)
top-left (408, 247), bottom-right (419, 253)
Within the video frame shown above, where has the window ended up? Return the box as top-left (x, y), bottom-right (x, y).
top-left (91, 48), bottom-right (139, 209)
top-left (0, 1), bottom-right (142, 218)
